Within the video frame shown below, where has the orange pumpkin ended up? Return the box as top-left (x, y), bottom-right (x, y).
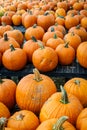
top-left (12, 14), bottom-right (22, 26)
top-left (40, 86), bottom-right (83, 125)
top-left (2, 44), bottom-right (27, 71)
top-left (7, 110), bottom-right (39, 130)
top-left (0, 78), bottom-right (16, 109)
top-left (32, 43), bottom-right (58, 72)
top-left (1, 14), bottom-right (12, 25)
top-left (81, 17), bottom-right (87, 30)
top-left (37, 12), bottom-right (55, 31)
top-left (25, 24), bottom-right (45, 41)
top-left (64, 77), bottom-right (87, 107)
top-left (16, 68), bottom-right (57, 114)
top-left (0, 102), bottom-right (10, 118)
top-left (76, 108), bottom-right (87, 130)
top-left (55, 43), bottom-right (75, 65)
top-left (77, 41), bottom-right (87, 68)
top-left (36, 116), bottom-right (76, 130)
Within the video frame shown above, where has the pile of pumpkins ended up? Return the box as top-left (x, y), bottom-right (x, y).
top-left (0, 0), bottom-right (87, 72)
top-left (0, 68), bottom-right (87, 129)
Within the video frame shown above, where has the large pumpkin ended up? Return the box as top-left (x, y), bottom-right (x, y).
top-left (7, 110), bottom-right (39, 130)
top-left (36, 116), bottom-right (76, 130)
top-left (64, 77), bottom-right (87, 107)
top-left (77, 41), bottom-right (87, 68)
top-left (40, 86), bottom-right (83, 125)
top-left (16, 68), bottom-right (57, 114)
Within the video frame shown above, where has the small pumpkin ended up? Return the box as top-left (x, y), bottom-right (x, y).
top-left (77, 41), bottom-right (87, 68)
top-left (55, 42), bottom-right (75, 65)
top-left (36, 116), bottom-right (76, 130)
top-left (1, 14), bottom-right (12, 25)
top-left (39, 86), bottom-right (83, 125)
top-left (64, 77), bottom-right (87, 107)
top-left (7, 110), bottom-right (39, 130)
top-left (12, 14), bottom-right (22, 26)
top-left (16, 68), bottom-right (57, 114)
top-left (0, 78), bottom-right (16, 109)
top-left (2, 44), bottom-right (27, 71)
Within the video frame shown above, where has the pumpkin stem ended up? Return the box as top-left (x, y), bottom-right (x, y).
top-left (31, 36), bottom-right (37, 42)
top-left (37, 41), bottom-right (45, 49)
top-left (33, 68), bottom-right (43, 82)
top-left (0, 117), bottom-right (7, 130)
top-left (10, 44), bottom-right (16, 51)
top-left (60, 85), bottom-right (69, 104)
top-left (64, 42), bottom-right (69, 48)
top-left (53, 34), bottom-right (57, 39)
top-left (44, 12), bottom-right (49, 16)
top-left (76, 24), bottom-right (81, 29)
top-left (71, 32), bottom-right (75, 36)
top-left (0, 78), bottom-right (4, 84)
top-left (74, 80), bottom-right (80, 85)
top-left (51, 27), bottom-right (55, 32)
top-left (16, 114), bottom-right (25, 121)
top-left (33, 24), bottom-right (37, 28)
top-left (4, 33), bottom-right (8, 41)
top-left (52, 116), bottom-right (69, 130)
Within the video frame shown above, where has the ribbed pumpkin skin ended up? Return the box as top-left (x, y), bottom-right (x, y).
top-left (7, 110), bottom-right (39, 130)
top-left (16, 74), bottom-right (57, 114)
top-left (5, 128), bottom-right (16, 130)
top-left (36, 118), bottom-right (76, 130)
top-left (64, 77), bottom-right (87, 107)
top-left (0, 102), bottom-right (10, 118)
top-left (39, 92), bottom-right (83, 125)
top-left (76, 108), bottom-right (87, 130)
top-left (0, 79), bottom-right (16, 110)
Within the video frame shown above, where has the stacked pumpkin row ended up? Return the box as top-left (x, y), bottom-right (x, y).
top-left (0, 68), bottom-right (87, 129)
top-left (0, 1), bottom-right (87, 72)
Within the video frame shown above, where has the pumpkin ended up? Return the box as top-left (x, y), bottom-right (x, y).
top-left (55, 43), bottom-right (75, 65)
top-left (2, 44), bottom-right (27, 71)
top-left (1, 14), bottom-right (12, 25)
top-left (32, 42), bottom-right (58, 72)
top-left (55, 8), bottom-right (66, 17)
top-left (25, 24), bottom-right (45, 41)
top-left (73, 2), bottom-right (83, 11)
top-left (36, 116), bottom-right (76, 130)
top-left (7, 110), bottom-right (39, 130)
top-left (4, 29), bottom-right (24, 45)
top-left (16, 68), bottom-right (57, 114)
top-left (81, 17), bottom-right (87, 30)
top-left (0, 102), bottom-right (10, 118)
top-left (37, 12), bottom-right (55, 31)
top-left (0, 33), bottom-right (20, 54)
top-left (76, 108), bottom-right (87, 130)
top-left (12, 14), bottom-right (22, 26)
top-left (39, 86), bottom-right (83, 125)
top-left (46, 33), bottom-right (64, 50)
top-left (0, 52), bottom-right (2, 66)
top-left (77, 41), bottom-right (87, 68)
top-left (23, 36), bottom-right (45, 62)
top-left (64, 32), bottom-right (81, 51)
top-left (0, 78), bottom-right (16, 109)
top-left (55, 15), bottom-right (65, 26)
top-left (64, 77), bottom-right (87, 107)
top-left (57, 1), bottom-right (68, 11)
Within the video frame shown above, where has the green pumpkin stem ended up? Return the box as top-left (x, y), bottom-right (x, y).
top-left (53, 34), bottom-right (57, 39)
top-left (60, 85), bottom-right (69, 104)
top-left (51, 27), bottom-right (55, 32)
top-left (74, 80), bottom-right (80, 85)
top-left (31, 36), bottom-right (37, 42)
top-left (16, 114), bottom-right (25, 121)
top-left (44, 12), bottom-right (49, 16)
top-left (0, 78), bottom-right (4, 84)
top-left (64, 42), bottom-right (69, 48)
top-left (0, 117), bottom-right (7, 130)
top-left (76, 24), bottom-right (81, 29)
top-left (10, 44), bottom-right (16, 51)
top-left (33, 68), bottom-right (43, 82)
top-left (4, 33), bottom-right (8, 41)
top-left (37, 41), bottom-right (45, 49)
top-left (52, 116), bottom-right (69, 130)
top-left (33, 24), bottom-right (37, 28)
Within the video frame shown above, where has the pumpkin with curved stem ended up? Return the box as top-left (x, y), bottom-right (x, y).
top-left (32, 42), bottom-right (58, 72)
top-left (25, 24), bottom-right (45, 41)
top-left (55, 42), bottom-right (75, 65)
top-left (40, 86), bottom-right (83, 125)
top-left (36, 116), bottom-right (76, 130)
top-left (2, 44), bottom-right (27, 71)
top-left (0, 78), bottom-right (16, 110)
top-left (23, 36), bottom-right (45, 62)
top-left (77, 41), bottom-right (87, 68)
top-left (0, 33), bottom-right (20, 54)
top-left (16, 68), bottom-right (57, 114)
top-left (76, 108), bottom-right (87, 130)
top-left (7, 110), bottom-right (39, 130)
top-left (0, 102), bottom-right (10, 118)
